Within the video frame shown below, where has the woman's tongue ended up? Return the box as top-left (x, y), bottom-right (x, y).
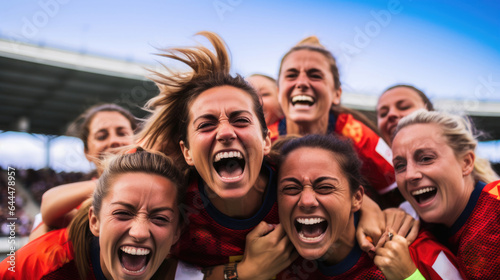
top-left (217, 159), bottom-right (243, 178)
top-left (301, 224), bottom-right (324, 238)
top-left (121, 253), bottom-right (147, 272)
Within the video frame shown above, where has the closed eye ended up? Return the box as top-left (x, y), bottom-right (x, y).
top-left (113, 211), bottom-right (133, 220)
top-left (281, 185), bottom-right (301, 195)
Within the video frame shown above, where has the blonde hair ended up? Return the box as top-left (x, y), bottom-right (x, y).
top-left (137, 31), bottom-right (267, 173)
top-left (394, 109), bottom-right (499, 184)
top-left (68, 149), bottom-right (185, 279)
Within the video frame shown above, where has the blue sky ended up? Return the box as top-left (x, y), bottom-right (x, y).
top-left (1, 0), bottom-right (500, 171)
top-left (1, 0), bottom-right (499, 101)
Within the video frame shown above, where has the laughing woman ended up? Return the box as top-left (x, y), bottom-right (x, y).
top-left (0, 150), bottom-right (184, 280)
top-left (276, 134), bottom-right (463, 280)
top-left (391, 110), bottom-right (500, 279)
top-left (136, 32), bottom-right (414, 279)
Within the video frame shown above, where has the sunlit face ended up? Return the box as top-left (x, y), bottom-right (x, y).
top-left (89, 172), bottom-right (180, 280)
top-left (85, 111), bottom-right (134, 163)
top-left (278, 147), bottom-right (362, 262)
top-left (247, 75), bottom-right (283, 126)
top-left (180, 86), bottom-right (271, 200)
top-left (377, 87), bottom-right (427, 145)
top-left (392, 123), bottom-right (473, 227)
top-left (278, 50), bottom-right (341, 128)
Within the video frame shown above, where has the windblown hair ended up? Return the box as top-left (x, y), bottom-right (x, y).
top-left (278, 134), bottom-right (366, 194)
top-left (67, 103), bottom-right (138, 150)
top-left (394, 109), bottom-right (499, 184)
top-left (278, 36), bottom-right (380, 135)
top-left (137, 31), bottom-right (267, 173)
top-left (380, 84), bottom-right (434, 111)
top-left (68, 149), bottom-right (185, 280)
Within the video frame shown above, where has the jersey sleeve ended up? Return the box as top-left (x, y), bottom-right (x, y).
top-left (335, 113), bottom-right (396, 194)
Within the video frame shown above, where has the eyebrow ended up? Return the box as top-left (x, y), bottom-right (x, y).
top-left (280, 176), bottom-right (340, 185)
top-left (110, 201), bottom-right (175, 214)
top-left (192, 110), bottom-right (252, 124)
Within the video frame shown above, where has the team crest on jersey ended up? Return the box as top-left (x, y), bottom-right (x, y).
top-left (341, 120), bottom-right (363, 144)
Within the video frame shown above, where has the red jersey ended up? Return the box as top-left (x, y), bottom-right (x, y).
top-left (278, 216), bottom-right (463, 279)
top-left (271, 112), bottom-right (395, 194)
top-left (172, 164), bottom-right (279, 267)
top-left (0, 228), bottom-right (103, 280)
top-left (446, 180), bottom-right (500, 279)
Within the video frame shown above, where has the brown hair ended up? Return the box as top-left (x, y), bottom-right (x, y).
top-left (137, 31), bottom-right (268, 172)
top-left (68, 149), bottom-right (185, 279)
top-left (67, 103), bottom-right (138, 151)
top-left (380, 84), bottom-right (434, 111)
top-left (278, 36), bottom-right (380, 135)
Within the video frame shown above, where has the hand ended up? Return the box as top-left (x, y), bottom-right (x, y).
top-left (237, 222), bottom-right (298, 280)
top-left (382, 208), bottom-right (420, 246)
top-left (374, 230), bottom-right (417, 280)
top-left (356, 195), bottom-right (385, 254)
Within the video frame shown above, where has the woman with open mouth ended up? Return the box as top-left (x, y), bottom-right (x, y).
top-left (0, 149), bottom-right (184, 280)
top-left (392, 109), bottom-right (500, 279)
top-left (276, 134), bottom-right (463, 279)
top-left (136, 31), bottom-right (417, 279)
top-left (30, 103), bottom-right (137, 240)
top-left (272, 35), bottom-right (399, 209)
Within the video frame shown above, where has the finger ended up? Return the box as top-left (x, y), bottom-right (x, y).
top-left (356, 229), bottom-right (376, 254)
top-left (405, 219), bottom-right (420, 245)
top-left (385, 209), bottom-right (405, 232)
top-left (396, 215), bottom-right (414, 237)
top-left (375, 231), bottom-right (389, 250)
top-left (247, 221), bottom-right (275, 239)
top-left (267, 223), bottom-right (287, 240)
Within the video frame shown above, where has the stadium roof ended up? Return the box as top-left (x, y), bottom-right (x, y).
top-left (1, 39), bottom-right (500, 140)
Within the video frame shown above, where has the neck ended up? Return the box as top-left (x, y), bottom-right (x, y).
top-left (445, 175), bottom-right (476, 228)
top-left (208, 173), bottom-right (268, 218)
top-left (285, 114), bottom-right (329, 136)
top-left (322, 214), bottom-right (356, 266)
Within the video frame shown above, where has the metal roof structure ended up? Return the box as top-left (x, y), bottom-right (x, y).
top-left (1, 39), bottom-right (500, 140)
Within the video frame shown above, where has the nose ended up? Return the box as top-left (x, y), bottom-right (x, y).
top-left (216, 121), bottom-right (236, 143)
top-left (405, 161), bottom-right (422, 184)
top-left (129, 218), bottom-right (150, 242)
top-left (296, 72), bottom-right (310, 91)
top-left (298, 186), bottom-right (319, 211)
top-left (386, 108), bottom-right (399, 124)
top-left (108, 132), bottom-right (130, 148)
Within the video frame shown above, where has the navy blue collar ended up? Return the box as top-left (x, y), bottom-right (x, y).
top-left (90, 237), bottom-right (107, 280)
top-left (198, 163), bottom-right (277, 230)
top-left (448, 181), bottom-right (487, 235)
top-left (278, 111), bottom-right (337, 136)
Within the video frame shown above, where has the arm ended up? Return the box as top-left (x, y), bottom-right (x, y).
top-left (202, 222), bottom-right (298, 280)
top-left (40, 180), bottom-right (96, 229)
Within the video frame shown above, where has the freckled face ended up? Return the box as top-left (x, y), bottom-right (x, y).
top-left (377, 87), bottom-right (426, 145)
top-left (278, 50), bottom-right (341, 127)
top-left (89, 172), bottom-right (180, 280)
top-left (392, 123), bottom-right (471, 226)
top-left (180, 86), bottom-right (271, 200)
top-left (278, 147), bottom-right (361, 261)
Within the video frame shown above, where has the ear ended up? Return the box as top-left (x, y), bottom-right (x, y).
top-left (461, 151), bottom-right (475, 177)
top-left (179, 140), bottom-right (194, 166)
top-left (332, 87), bottom-right (342, 106)
top-left (89, 206), bottom-right (100, 237)
top-left (263, 131), bottom-right (272, 156)
top-left (351, 186), bottom-right (364, 212)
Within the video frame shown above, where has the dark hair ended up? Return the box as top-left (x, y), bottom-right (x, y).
top-left (381, 84), bottom-right (434, 111)
top-left (67, 103), bottom-right (138, 150)
top-left (68, 149), bottom-right (185, 279)
top-left (279, 134), bottom-right (365, 193)
top-left (138, 32), bottom-right (268, 172)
